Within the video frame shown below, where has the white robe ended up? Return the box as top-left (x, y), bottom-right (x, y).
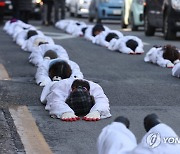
top-left (29, 44), bottom-right (69, 66)
top-left (55, 19), bottom-right (73, 30)
top-left (45, 78), bottom-right (111, 119)
top-left (97, 122), bottom-right (180, 154)
top-left (15, 28), bottom-right (43, 47)
top-left (113, 35), bottom-right (144, 54)
top-left (65, 21), bottom-right (87, 36)
top-left (3, 20), bottom-right (11, 32)
top-left (84, 25), bottom-right (110, 42)
top-left (97, 122), bottom-right (137, 154)
top-left (12, 23), bottom-right (34, 41)
top-left (35, 58), bottom-right (84, 86)
top-left (172, 63), bottom-right (180, 78)
top-left (144, 47), bottom-right (174, 68)
top-left (4, 20), bottom-right (25, 36)
top-left (93, 30), bottom-right (124, 48)
top-left (21, 34), bottom-right (55, 52)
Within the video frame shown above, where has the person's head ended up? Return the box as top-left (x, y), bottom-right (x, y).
top-left (126, 39), bottom-right (138, 51)
top-left (163, 45), bottom-right (180, 63)
top-left (44, 50), bottom-right (58, 60)
top-left (65, 79), bottom-right (95, 116)
top-left (27, 30), bottom-right (38, 39)
top-left (71, 79), bottom-right (90, 91)
top-left (92, 24), bottom-right (105, 36)
top-left (48, 60), bottom-right (72, 81)
top-left (105, 33), bottom-right (119, 42)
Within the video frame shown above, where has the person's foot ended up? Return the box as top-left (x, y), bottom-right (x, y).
top-left (114, 116), bottom-right (130, 129)
top-left (144, 113), bottom-right (161, 132)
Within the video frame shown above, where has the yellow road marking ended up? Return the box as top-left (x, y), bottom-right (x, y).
top-left (0, 64), bottom-right (10, 80)
top-left (9, 106), bottom-right (52, 154)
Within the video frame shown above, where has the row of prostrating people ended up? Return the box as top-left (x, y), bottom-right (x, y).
top-left (55, 19), bottom-right (180, 78)
top-left (3, 18), bottom-right (111, 122)
top-left (55, 19), bottom-right (144, 54)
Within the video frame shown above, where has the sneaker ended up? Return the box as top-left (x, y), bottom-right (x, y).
top-left (114, 116), bottom-right (130, 129)
top-left (144, 113), bottom-right (161, 132)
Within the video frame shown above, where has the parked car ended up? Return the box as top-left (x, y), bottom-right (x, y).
top-left (69, 0), bottom-right (92, 17)
top-left (4, 0), bottom-right (12, 15)
top-left (0, 0), bottom-right (5, 24)
top-left (88, 0), bottom-right (123, 23)
top-left (121, 0), bottom-right (144, 31)
top-left (144, 0), bottom-right (180, 40)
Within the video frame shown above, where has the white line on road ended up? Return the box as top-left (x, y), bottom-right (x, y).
top-left (9, 106), bottom-right (52, 154)
top-left (0, 64), bottom-right (10, 80)
top-left (143, 42), bottom-right (150, 45)
top-left (43, 31), bottom-right (76, 40)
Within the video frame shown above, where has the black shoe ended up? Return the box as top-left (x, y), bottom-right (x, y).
top-left (144, 113), bottom-right (161, 132)
top-left (114, 116), bottom-right (130, 129)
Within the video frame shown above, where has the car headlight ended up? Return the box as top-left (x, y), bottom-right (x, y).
top-left (171, 0), bottom-right (180, 10)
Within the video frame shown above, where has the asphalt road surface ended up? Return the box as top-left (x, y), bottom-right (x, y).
top-left (0, 17), bottom-right (180, 154)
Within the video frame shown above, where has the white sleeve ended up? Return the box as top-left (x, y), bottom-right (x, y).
top-left (156, 53), bottom-right (172, 67)
top-left (35, 61), bottom-right (51, 85)
top-left (3, 21), bottom-right (10, 32)
top-left (46, 81), bottom-right (74, 116)
top-left (118, 37), bottom-right (133, 54)
top-left (97, 122), bottom-right (137, 154)
top-left (84, 27), bottom-right (95, 41)
top-left (93, 32), bottom-right (109, 47)
top-left (108, 38), bottom-right (120, 51)
top-left (16, 32), bottom-right (27, 46)
top-left (172, 63), bottom-right (180, 77)
top-left (68, 61), bottom-right (84, 79)
top-left (29, 51), bottom-right (43, 66)
top-left (89, 82), bottom-right (111, 119)
top-left (144, 47), bottom-right (156, 62)
top-left (40, 81), bottom-right (55, 104)
top-left (134, 37), bottom-right (144, 54)
top-left (55, 45), bottom-right (69, 60)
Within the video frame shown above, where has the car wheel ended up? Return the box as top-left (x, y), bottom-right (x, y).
top-left (144, 13), bottom-right (155, 36)
top-left (164, 13), bottom-right (176, 40)
top-left (130, 13), bottom-right (138, 31)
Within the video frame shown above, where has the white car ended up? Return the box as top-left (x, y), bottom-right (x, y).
top-left (69, 0), bottom-right (92, 17)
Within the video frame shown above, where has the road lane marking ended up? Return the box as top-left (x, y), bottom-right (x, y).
top-left (143, 42), bottom-right (150, 45)
top-left (9, 106), bottom-right (52, 154)
top-left (0, 64), bottom-right (10, 80)
top-left (43, 31), bottom-right (76, 40)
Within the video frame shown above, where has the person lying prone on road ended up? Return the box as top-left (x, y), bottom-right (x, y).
top-left (45, 78), bottom-right (111, 121)
top-left (144, 44), bottom-right (180, 68)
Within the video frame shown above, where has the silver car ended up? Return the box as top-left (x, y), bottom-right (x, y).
top-left (69, 0), bottom-right (92, 17)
